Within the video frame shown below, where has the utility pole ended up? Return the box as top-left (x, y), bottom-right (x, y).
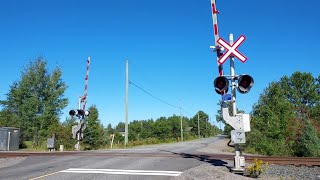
top-left (210, 117), bottom-right (214, 136)
top-left (125, 60), bottom-right (129, 146)
top-left (197, 112), bottom-right (200, 139)
top-left (179, 100), bottom-right (183, 141)
top-left (206, 118), bottom-right (208, 130)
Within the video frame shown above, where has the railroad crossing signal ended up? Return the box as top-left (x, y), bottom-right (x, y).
top-left (237, 75), bottom-right (254, 94)
top-left (214, 75), bottom-right (254, 95)
top-left (217, 35), bottom-right (247, 65)
top-left (213, 76), bottom-right (229, 94)
top-left (209, 0), bottom-right (249, 172)
top-left (69, 109), bottom-right (89, 140)
top-left (69, 109), bottom-right (90, 118)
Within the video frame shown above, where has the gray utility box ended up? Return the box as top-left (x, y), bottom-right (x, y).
top-left (0, 127), bottom-right (20, 151)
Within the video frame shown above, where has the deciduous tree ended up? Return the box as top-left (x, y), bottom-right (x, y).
top-left (0, 57), bottom-right (68, 146)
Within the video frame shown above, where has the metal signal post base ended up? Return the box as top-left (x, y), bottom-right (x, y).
top-left (231, 144), bottom-right (245, 173)
top-left (75, 133), bottom-right (80, 151)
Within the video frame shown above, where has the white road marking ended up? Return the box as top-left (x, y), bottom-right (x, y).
top-left (60, 168), bottom-right (182, 176)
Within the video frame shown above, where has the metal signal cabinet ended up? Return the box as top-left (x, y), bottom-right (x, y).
top-left (0, 127), bottom-right (20, 151)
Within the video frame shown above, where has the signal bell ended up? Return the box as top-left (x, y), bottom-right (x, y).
top-left (213, 76), bottom-right (229, 94)
top-left (237, 74), bottom-right (254, 94)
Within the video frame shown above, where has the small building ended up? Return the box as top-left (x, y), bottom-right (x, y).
top-left (118, 128), bottom-right (125, 137)
top-left (0, 127), bottom-right (20, 151)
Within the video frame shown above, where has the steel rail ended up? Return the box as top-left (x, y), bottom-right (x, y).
top-left (1, 152), bottom-right (319, 166)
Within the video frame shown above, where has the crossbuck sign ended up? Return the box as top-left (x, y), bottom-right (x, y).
top-left (217, 35), bottom-right (247, 65)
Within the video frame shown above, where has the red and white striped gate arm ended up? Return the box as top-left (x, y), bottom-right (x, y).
top-left (211, 0), bottom-right (223, 77)
top-left (81, 57), bottom-right (90, 110)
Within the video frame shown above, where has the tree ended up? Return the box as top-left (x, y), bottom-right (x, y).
top-left (106, 123), bottom-right (114, 134)
top-left (246, 82), bottom-right (295, 156)
top-left (83, 105), bottom-right (106, 149)
top-left (140, 119), bottom-right (154, 139)
top-left (128, 120), bottom-right (139, 141)
top-left (53, 117), bottom-right (77, 150)
top-left (113, 122), bottom-right (125, 144)
top-left (246, 71), bottom-right (320, 157)
top-left (0, 57), bottom-right (68, 146)
top-left (190, 111), bottom-right (210, 137)
top-left (168, 115), bottom-right (186, 140)
top-left (0, 109), bottom-right (20, 127)
top-left (294, 120), bottom-right (320, 157)
top-left (153, 117), bottom-right (171, 140)
top-left (280, 72), bottom-right (320, 120)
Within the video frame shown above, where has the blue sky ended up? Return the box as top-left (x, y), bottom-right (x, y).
top-left (0, 0), bottom-right (319, 128)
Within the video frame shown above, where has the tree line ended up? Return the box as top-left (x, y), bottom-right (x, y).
top-left (1, 57), bottom-right (319, 157)
top-left (216, 72), bottom-right (320, 157)
top-left (0, 57), bottom-right (220, 150)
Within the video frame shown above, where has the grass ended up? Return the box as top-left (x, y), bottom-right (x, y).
top-left (20, 141), bottom-right (47, 152)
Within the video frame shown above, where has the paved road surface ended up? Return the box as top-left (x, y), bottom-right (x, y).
top-left (0, 136), bottom-right (228, 180)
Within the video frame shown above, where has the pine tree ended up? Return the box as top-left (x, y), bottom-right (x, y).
top-left (294, 120), bottom-right (320, 157)
top-left (83, 105), bottom-right (106, 149)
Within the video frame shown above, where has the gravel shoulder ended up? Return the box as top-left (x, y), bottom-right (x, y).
top-left (196, 137), bottom-right (234, 155)
top-left (172, 136), bottom-right (252, 180)
top-left (0, 157), bottom-right (27, 169)
top-left (173, 136), bottom-right (320, 180)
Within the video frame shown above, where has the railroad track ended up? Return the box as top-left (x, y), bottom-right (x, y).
top-left (246, 156), bottom-right (320, 167)
top-left (0, 151), bottom-right (319, 166)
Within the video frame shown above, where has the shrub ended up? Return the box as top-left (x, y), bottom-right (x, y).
top-left (245, 158), bottom-right (268, 178)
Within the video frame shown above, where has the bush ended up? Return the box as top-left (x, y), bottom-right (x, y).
top-left (245, 158), bottom-right (268, 178)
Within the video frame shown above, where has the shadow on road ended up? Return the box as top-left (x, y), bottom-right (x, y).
top-left (158, 149), bottom-right (229, 167)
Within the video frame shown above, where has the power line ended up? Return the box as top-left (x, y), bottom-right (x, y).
top-left (181, 108), bottom-right (193, 117)
top-left (129, 80), bottom-right (180, 109)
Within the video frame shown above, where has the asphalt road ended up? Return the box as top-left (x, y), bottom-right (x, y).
top-left (0, 136), bottom-right (226, 180)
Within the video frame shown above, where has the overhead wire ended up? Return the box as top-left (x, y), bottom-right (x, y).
top-left (128, 80), bottom-right (180, 109)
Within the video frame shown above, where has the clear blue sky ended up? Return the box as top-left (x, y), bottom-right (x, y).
top-left (0, 0), bottom-right (319, 128)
